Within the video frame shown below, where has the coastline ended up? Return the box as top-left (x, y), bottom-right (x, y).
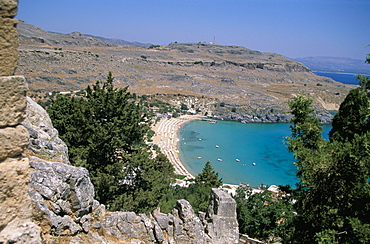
top-left (151, 115), bottom-right (202, 180)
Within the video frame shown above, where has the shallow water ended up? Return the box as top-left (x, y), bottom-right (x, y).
top-left (178, 120), bottom-right (331, 187)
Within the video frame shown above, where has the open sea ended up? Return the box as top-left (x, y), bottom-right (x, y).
top-left (313, 71), bottom-right (368, 85)
top-left (178, 71), bottom-right (361, 187)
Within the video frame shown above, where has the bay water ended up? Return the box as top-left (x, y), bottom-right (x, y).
top-left (178, 120), bottom-right (331, 187)
top-left (177, 72), bottom-right (359, 187)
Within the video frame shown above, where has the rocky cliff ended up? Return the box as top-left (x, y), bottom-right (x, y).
top-left (22, 96), bottom-right (70, 164)
top-left (28, 154), bottom-right (238, 243)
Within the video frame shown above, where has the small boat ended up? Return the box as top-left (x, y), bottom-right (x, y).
top-left (199, 138), bottom-right (202, 141)
top-left (236, 159), bottom-right (240, 162)
top-left (217, 158), bottom-right (222, 162)
top-left (197, 156), bottom-right (202, 159)
top-left (252, 162), bottom-right (257, 166)
top-left (215, 145), bottom-right (219, 148)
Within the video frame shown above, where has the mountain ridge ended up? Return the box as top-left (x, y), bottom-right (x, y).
top-left (84, 33), bottom-right (152, 47)
top-left (16, 20), bottom-right (353, 119)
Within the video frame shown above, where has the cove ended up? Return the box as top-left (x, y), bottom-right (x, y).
top-left (178, 120), bottom-right (331, 187)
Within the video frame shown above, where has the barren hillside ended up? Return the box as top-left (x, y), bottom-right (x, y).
top-left (16, 21), bottom-right (353, 119)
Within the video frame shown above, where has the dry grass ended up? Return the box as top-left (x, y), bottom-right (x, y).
top-left (17, 42), bottom-right (354, 111)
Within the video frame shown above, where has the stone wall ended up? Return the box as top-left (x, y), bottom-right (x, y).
top-left (0, 0), bottom-right (19, 76)
top-left (0, 0), bottom-right (42, 243)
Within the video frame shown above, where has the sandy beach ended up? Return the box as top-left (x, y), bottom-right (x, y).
top-left (151, 115), bottom-right (201, 180)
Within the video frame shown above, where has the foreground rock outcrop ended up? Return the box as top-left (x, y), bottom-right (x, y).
top-left (22, 96), bottom-right (70, 164)
top-left (0, 1), bottom-right (41, 242)
top-left (28, 156), bottom-right (238, 243)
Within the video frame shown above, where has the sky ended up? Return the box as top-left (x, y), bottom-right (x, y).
top-left (17, 0), bottom-right (370, 60)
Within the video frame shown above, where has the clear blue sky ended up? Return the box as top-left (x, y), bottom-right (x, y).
top-left (18, 0), bottom-right (369, 59)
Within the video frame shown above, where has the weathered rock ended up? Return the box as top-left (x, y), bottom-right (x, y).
top-left (173, 199), bottom-right (211, 243)
top-left (0, 0), bottom-right (18, 18)
top-left (205, 188), bottom-right (239, 244)
top-left (0, 157), bottom-right (42, 243)
top-left (28, 157), bottom-right (95, 235)
top-left (27, 155), bottom-right (240, 243)
top-left (0, 0), bottom-right (19, 76)
top-left (29, 158), bottom-right (94, 214)
top-left (0, 124), bottom-right (29, 160)
top-left (23, 96), bottom-right (70, 164)
top-left (0, 76), bottom-right (27, 127)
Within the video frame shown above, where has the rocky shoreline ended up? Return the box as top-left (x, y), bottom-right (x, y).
top-left (210, 109), bottom-right (333, 124)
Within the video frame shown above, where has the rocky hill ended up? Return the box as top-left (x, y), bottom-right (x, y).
top-left (16, 21), bottom-right (354, 121)
top-left (17, 20), bottom-right (112, 47)
top-left (84, 33), bottom-right (152, 47)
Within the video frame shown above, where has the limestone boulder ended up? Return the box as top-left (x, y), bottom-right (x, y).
top-left (0, 76), bottom-right (27, 127)
top-left (0, 157), bottom-right (42, 243)
top-left (29, 157), bottom-right (95, 235)
top-left (0, 124), bottom-right (29, 160)
top-left (0, 0), bottom-right (18, 17)
top-left (172, 199), bottom-right (211, 243)
top-left (23, 96), bottom-right (70, 164)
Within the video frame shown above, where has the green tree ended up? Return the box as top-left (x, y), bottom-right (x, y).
top-left (180, 103), bottom-right (188, 110)
top-left (195, 161), bottom-right (223, 187)
top-left (48, 72), bottom-right (174, 213)
top-left (160, 161), bottom-right (223, 214)
top-left (329, 88), bottom-right (369, 142)
top-left (234, 186), bottom-right (295, 242)
top-left (285, 89), bottom-right (370, 243)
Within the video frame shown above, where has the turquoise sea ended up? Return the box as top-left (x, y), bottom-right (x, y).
top-left (178, 72), bottom-right (359, 187)
top-left (178, 120), bottom-right (332, 187)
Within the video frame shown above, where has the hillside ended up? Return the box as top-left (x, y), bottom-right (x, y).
top-left (84, 34), bottom-right (152, 47)
top-left (16, 21), bottom-right (353, 120)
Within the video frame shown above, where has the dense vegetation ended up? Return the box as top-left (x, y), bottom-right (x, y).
top-left (159, 161), bottom-right (223, 213)
top-left (234, 185), bottom-right (294, 242)
top-left (48, 72), bottom-right (224, 214)
top-left (235, 57), bottom-right (370, 243)
top-left (48, 72), bottom-right (175, 213)
top-left (46, 53), bottom-right (370, 242)
top-left (284, 76), bottom-right (370, 243)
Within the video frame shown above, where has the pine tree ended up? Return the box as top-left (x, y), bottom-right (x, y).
top-left (285, 90), bottom-right (370, 243)
top-left (48, 72), bottom-right (174, 213)
top-left (195, 161), bottom-right (223, 187)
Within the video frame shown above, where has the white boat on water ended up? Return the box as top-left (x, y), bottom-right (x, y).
top-left (215, 145), bottom-right (219, 148)
top-left (252, 162), bottom-right (257, 166)
top-left (217, 158), bottom-right (222, 162)
top-left (197, 156), bottom-right (202, 159)
top-left (236, 159), bottom-right (240, 162)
